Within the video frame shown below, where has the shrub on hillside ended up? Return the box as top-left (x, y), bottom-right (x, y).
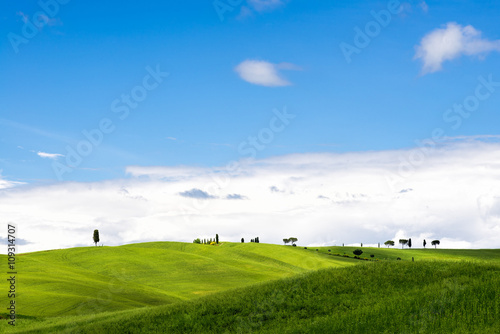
top-left (353, 249), bottom-right (363, 256)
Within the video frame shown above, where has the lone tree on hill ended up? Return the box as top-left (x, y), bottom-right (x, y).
top-left (423, 239), bottom-right (427, 248)
top-left (384, 240), bottom-right (395, 248)
top-left (283, 238), bottom-right (290, 245)
top-left (399, 239), bottom-right (408, 249)
top-left (408, 238), bottom-right (412, 248)
top-left (431, 240), bottom-right (440, 249)
top-left (216, 234), bottom-right (219, 244)
top-left (241, 238), bottom-right (244, 243)
top-left (93, 229), bottom-right (100, 247)
top-left (289, 237), bottom-right (298, 246)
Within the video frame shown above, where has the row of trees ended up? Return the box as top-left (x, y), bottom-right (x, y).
top-left (193, 234), bottom-right (220, 245)
top-left (384, 239), bottom-right (440, 249)
top-left (240, 237), bottom-right (260, 243)
top-left (192, 235), bottom-right (261, 244)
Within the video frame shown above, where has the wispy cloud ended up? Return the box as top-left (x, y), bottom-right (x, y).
top-left (37, 152), bottom-right (64, 160)
top-left (415, 22), bottom-right (500, 74)
top-left (0, 118), bottom-right (71, 143)
top-left (226, 194), bottom-right (248, 200)
top-left (0, 172), bottom-right (24, 190)
top-left (235, 60), bottom-right (300, 87)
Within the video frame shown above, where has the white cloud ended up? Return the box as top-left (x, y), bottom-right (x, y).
top-left (415, 22), bottom-right (500, 74)
top-left (235, 60), bottom-right (300, 87)
top-left (37, 151), bottom-right (64, 160)
top-left (2, 138), bottom-right (500, 253)
top-left (0, 172), bottom-right (23, 190)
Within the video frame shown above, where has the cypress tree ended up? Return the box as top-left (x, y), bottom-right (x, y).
top-left (93, 229), bottom-right (100, 247)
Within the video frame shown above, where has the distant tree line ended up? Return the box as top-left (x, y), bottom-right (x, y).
top-left (382, 239), bottom-right (440, 249)
top-left (192, 235), bottom-right (261, 244)
top-left (193, 234), bottom-right (220, 245)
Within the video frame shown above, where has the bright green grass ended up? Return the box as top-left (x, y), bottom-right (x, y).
top-left (1, 243), bottom-right (498, 333)
top-left (11, 260), bottom-right (500, 333)
top-left (0, 242), bottom-right (356, 319)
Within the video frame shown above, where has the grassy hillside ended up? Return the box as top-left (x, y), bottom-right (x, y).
top-left (10, 260), bottom-right (500, 333)
top-left (1, 243), bottom-right (498, 333)
top-left (311, 245), bottom-right (500, 262)
top-left (0, 242), bottom-right (356, 319)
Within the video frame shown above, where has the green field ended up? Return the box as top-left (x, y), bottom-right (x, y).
top-left (1, 242), bottom-right (499, 333)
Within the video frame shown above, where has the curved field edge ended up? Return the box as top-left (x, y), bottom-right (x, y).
top-left (9, 260), bottom-right (500, 334)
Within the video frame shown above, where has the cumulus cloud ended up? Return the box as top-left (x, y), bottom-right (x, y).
top-left (415, 22), bottom-right (500, 74)
top-left (1, 138), bottom-right (500, 253)
top-left (37, 152), bottom-right (64, 160)
top-left (235, 60), bottom-right (300, 87)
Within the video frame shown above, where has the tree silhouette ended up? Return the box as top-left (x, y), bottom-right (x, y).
top-left (423, 239), bottom-right (427, 248)
top-left (408, 238), bottom-right (412, 248)
top-left (216, 234), bottom-right (219, 244)
top-left (283, 238), bottom-right (290, 245)
top-left (399, 239), bottom-right (408, 249)
top-left (241, 238), bottom-right (244, 243)
top-left (289, 237), bottom-right (298, 246)
top-left (93, 229), bottom-right (99, 247)
top-left (353, 249), bottom-right (363, 256)
top-left (431, 240), bottom-right (440, 249)
top-left (384, 240), bottom-right (395, 248)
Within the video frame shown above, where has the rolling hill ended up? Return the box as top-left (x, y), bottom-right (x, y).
top-left (1, 242), bottom-right (499, 333)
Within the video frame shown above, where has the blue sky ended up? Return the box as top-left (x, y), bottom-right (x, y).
top-left (1, 0), bottom-right (499, 183)
top-left (1, 1), bottom-right (500, 251)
